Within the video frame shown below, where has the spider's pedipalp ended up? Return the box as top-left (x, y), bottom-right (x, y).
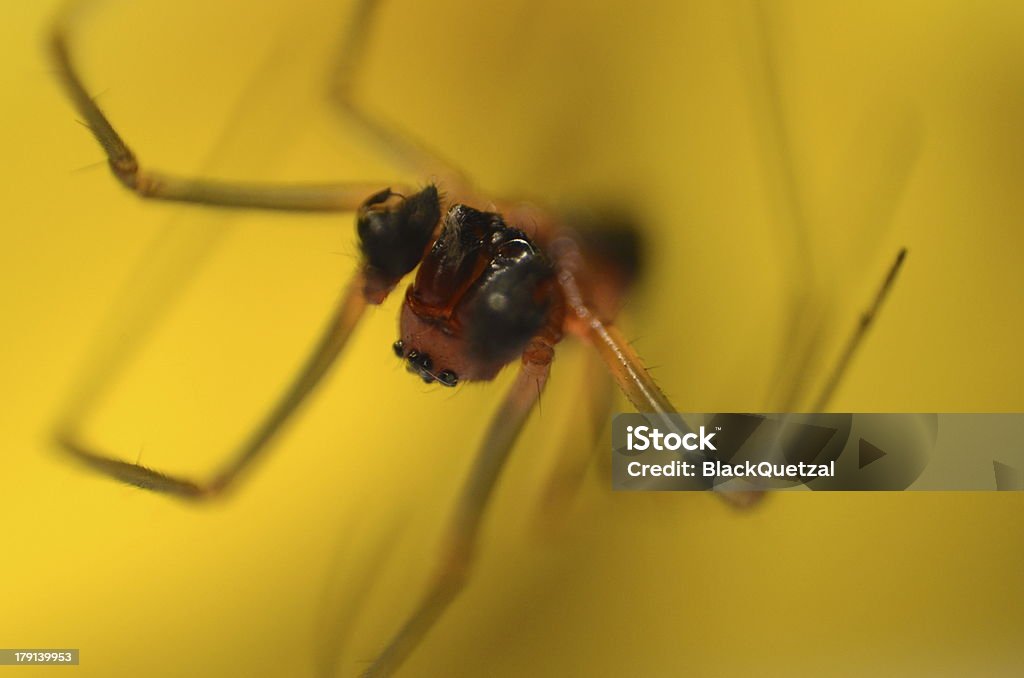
top-left (357, 185), bottom-right (442, 302)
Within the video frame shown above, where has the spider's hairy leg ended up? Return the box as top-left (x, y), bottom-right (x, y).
top-left (50, 7), bottom-right (396, 211)
top-left (549, 234), bottom-right (763, 510)
top-left (697, 249), bottom-right (908, 506)
top-left (56, 183), bottom-right (442, 499)
top-left (363, 339), bottom-right (555, 677)
top-left (57, 274), bottom-right (368, 499)
top-left (743, 2), bottom-right (921, 411)
top-left (549, 234), bottom-right (676, 417)
top-left (532, 349), bottom-right (614, 533)
top-left (329, 0), bottom-right (473, 198)
top-left (813, 247), bottom-right (908, 412)
top-left (50, 1), bottom-right (448, 499)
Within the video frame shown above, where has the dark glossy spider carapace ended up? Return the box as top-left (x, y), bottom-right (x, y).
top-left (360, 186), bottom-right (565, 387)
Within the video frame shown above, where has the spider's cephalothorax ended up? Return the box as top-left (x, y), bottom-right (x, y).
top-left (393, 202), bottom-right (563, 386)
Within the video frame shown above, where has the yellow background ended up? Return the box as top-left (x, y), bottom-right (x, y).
top-left (1, 0), bottom-right (1022, 676)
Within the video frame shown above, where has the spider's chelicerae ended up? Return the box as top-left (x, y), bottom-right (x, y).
top-left (50, 0), bottom-right (906, 675)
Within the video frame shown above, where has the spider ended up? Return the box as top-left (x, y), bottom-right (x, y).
top-left (49, 0), bottom-right (907, 675)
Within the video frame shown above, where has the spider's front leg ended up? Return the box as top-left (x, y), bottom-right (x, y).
top-left (50, 16), bottom-right (392, 211)
top-left (50, 1), bottom-right (451, 498)
top-left (54, 177), bottom-right (442, 498)
top-left (547, 230), bottom-right (766, 508)
top-left (364, 338), bottom-right (555, 678)
top-left (60, 185), bottom-right (441, 498)
top-left (329, 0), bottom-right (472, 198)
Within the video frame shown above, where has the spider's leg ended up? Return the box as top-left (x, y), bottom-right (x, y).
top-left (745, 4), bottom-right (921, 411)
top-left (57, 272), bottom-right (369, 500)
top-left (551, 236), bottom-right (762, 509)
top-left (52, 2), bottom-right (449, 498)
top-left (363, 340), bottom-right (554, 678)
top-left (588, 316), bottom-right (764, 509)
top-left (56, 171), bottom-right (441, 498)
top-left (553, 236), bottom-right (674, 416)
top-left (329, 0), bottom-right (472, 197)
top-left (533, 348), bottom-right (614, 531)
top-left (51, 26), bottom-right (401, 211)
top-left (745, 1), bottom-right (820, 411)
top-left (704, 249), bottom-right (907, 506)
top-left (812, 248), bottom-right (908, 412)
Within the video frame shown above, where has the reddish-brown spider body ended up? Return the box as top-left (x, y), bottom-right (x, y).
top-left (356, 188), bottom-right (561, 386)
top-left (355, 185), bottom-right (644, 390)
top-left (397, 201), bottom-right (566, 385)
top-left (354, 184), bottom-right (643, 388)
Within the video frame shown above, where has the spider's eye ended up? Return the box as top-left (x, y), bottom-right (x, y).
top-left (392, 339), bottom-right (404, 357)
top-left (438, 370), bottom-right (458, 387)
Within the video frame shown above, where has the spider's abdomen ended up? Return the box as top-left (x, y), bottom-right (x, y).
top-left (396, 204), bottom-right (562, 384)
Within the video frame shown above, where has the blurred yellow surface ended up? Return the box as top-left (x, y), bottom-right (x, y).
top-left (1, 0), bottom-right (1022, 676)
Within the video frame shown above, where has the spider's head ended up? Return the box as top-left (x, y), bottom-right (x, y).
top-left (391, 204), bottom-right (560, 387)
